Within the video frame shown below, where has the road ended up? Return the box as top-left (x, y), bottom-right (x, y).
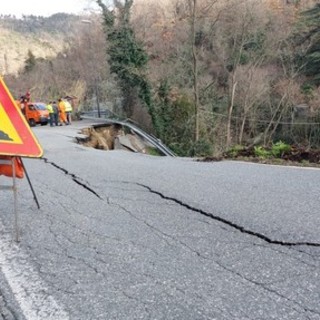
top-left (0, 119), bottom-right (319, 320)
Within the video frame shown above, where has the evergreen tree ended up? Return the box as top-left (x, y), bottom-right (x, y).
top-left (296, 4), bottom-right (320, 85)
top-left (96, 0), bottom-right (158, 132)
top-left (24, 49), bottom-right (36, 73)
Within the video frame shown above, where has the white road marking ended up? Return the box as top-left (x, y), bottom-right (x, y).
top-left (0, 221), bottom-right (69, 320)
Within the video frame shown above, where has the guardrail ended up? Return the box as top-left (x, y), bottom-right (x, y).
top-left (80, 115), bottom-right (176, 157)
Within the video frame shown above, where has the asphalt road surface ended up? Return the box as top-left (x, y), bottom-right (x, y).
top-left (0, 119), bottom-right (319, 320)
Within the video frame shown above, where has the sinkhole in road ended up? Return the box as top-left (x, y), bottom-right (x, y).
top-left (76, 124), bottom-right (162, 155)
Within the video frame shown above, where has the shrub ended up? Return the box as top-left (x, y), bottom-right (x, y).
top-left (254, 146), bottom-right (271, 158)
top-left (189, 139), bottom-right (213, 157)
top-left (226, 145), bottom-right (245, 157)
top-left (271, 141), bottom-right (291, 158)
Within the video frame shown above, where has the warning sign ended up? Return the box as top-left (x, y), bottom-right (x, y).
top-left (0, 77), bottom-right (43, 157)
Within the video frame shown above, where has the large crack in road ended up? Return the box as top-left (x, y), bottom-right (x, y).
top-left (136, 183), bottom-right (320, 248)
top-left (42, 158), bottom-right (102, 199)
top-left (42, 159), bottom-right (320, 248)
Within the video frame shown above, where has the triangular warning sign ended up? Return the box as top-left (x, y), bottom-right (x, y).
top-left (0, 77), bottom-right (43, 157)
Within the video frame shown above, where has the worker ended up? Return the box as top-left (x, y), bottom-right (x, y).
top-left (52, 101), bottom-right (59, 126)
top-left (19, 95), bottom-right (28, 115)
top-left (58, 98), bottom-right (68, 125)
top-left (46, 101), bottom-right (54, 127)
top-left (64, 99), bottom-right (73, 124)
top-left (25, 90), bottom-right (31, 102)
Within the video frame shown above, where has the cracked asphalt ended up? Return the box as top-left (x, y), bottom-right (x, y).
top-left (0, 119), bottom-right (319, 320)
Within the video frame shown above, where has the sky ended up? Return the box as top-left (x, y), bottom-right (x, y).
top-left (0, 0), bottom-right (99, 18)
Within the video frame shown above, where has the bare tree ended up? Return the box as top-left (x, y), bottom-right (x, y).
top-left (188, 0), bottom-right (200, 142)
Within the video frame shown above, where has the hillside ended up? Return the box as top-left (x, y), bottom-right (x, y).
top-left (0, 13), bottom-right (81, 75)
top-left (0, 0), bottom-right (316, 76)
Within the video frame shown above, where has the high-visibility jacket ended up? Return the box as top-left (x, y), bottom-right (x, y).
top-left (46, 104), bottom-right (54, 113)
top-left (58, 100), bottom-right (66, 113)
top-left (0, 156), bottom-right (24, 179)
top-left (64, 100), bottom-right (73, 112)
top-left (58, 100), bottom-right (67, 123)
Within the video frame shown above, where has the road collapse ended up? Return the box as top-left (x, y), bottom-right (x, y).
top-left (76, 118), bottom-right (176, 156)
top-left (77, 124), bottom-right (160, 155)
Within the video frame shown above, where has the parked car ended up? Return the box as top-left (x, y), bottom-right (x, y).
top-left (22, 102), bottom-right (49, 126)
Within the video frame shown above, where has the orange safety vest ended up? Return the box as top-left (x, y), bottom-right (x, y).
top-left (0, 156), bottom-right (24, 179)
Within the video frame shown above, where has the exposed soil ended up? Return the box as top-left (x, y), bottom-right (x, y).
top-left (77, 124), bottom-right (159, 155)
top-left (79, 125), bottom-right (123, 150)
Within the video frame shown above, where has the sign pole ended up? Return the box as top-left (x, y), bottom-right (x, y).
top-left (12, 157), bottom-right (19, 242)
top-left (20, 158), bottom-right (40, 209)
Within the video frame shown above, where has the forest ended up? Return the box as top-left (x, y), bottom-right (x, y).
top-left (3, 0), bottom-right (320, 157)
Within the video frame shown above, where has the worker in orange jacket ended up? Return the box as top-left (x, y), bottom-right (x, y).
top-left (58, 98), bottom-right (68, 125)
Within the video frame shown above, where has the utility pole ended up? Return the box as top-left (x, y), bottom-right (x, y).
top-left (81, 19), bottom-right (101, 118)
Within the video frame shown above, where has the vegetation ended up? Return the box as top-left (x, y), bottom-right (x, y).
top-left (2, 0), bottom-right (320, 159)
top-left (295, 4), bottom-right (320, 85)
top-left (97, 0), bottom-right (157, 133)
top-left (24, 50), bottom-right (36, 73)
top-left (271, 141), bottom-right (292, 158)
top-left (222, 141), bottom-right (320, 166)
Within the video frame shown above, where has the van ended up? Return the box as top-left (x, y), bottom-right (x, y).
top-left (22, 102), bottom-right (49, 126)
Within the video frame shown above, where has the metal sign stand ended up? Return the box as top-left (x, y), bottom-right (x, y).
top-left (21, 159), bottom-right (40, 209)
top-left (0, 157), bottom-right (40, 242)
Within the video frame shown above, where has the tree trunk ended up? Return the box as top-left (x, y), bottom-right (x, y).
top-left (263, 93), bottom-right (287, 145)
top-left (226, 76), bottom-right (237, 148)
top-left (191, 0), bottom-right (199, 143)
top-left (239, 114), bottom-right (246, 144)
